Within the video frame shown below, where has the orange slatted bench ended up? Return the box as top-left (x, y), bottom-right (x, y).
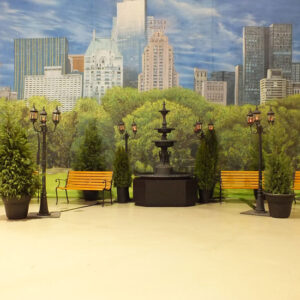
top-left (293, 171), bottom-right (300, 202)
top-left (220, 171), bottom-right (264, 201)
top-left (56, 171), bottom-right (113, 206)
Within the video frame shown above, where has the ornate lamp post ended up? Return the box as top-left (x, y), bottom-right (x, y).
top-left (30, 105), bottom-right (61, 216)
top-left (194, 119), bottom-right (214, 138)
top-left (118, 120), bottom-right (137, 152)
top-left (246, 105), bottom-right (275, 215)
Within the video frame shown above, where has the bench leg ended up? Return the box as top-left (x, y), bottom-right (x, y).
top-left (110, 189), bottom-right (112, 205)
top-left (102, 190), bottom-right (105, 207)
top-left (56, 188), bottom-right (59, 205)
top-left (65, 190), bottom-right (69, 204)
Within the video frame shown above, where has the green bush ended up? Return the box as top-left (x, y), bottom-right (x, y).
top-left (194, 129), bottom-right (219, 191)
top-left (72, 119), bottom-right (106, 171)
top-left (0, 113), bottom-right (38, 198)
top-left (113, 147), bottom-right (132, 187)
top-left (264, 148), bottom-right (293, 194)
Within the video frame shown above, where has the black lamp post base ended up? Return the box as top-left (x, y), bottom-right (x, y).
top-left (241, 209), bottom-right (269, 217)
top-left (27, 211), bottom-right (61, 219)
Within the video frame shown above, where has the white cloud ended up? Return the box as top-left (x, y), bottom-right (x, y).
top-left (218, 23), bottom-right (243, 45)
top-left (170, 0), bottom-right (220, 17)
top-left (25, 0), bottom-right (60, 6)
top-left (0, 2), bottom-right (94, 48)
top-left (0, 2), bottom-right (19, 14)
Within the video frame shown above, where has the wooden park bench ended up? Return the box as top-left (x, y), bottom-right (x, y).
top-left (56, 171), bottom-right (113, 206)
top-left (220, 171), bottom-right (263, 201)
top-left (293, 171), bottom-right (300, 203)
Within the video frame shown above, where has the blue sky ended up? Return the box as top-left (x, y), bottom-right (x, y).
top-left (0, 0), bottom-right (300, 90)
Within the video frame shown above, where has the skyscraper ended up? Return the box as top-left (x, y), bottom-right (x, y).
top-left (210, 71), bottom-right (235, 105)
top-left (112, 0), bottom-right (147, 88)
top-left (84, 31), bottom-right (123, 102)
top-left (14, 37), bottom-right (69, 99)
top-left (138, 32), bottom-right (179, 92)
top-left (243, 24), bottom-right (292, 104)
top-left (146, 16), bottom-right (166, 42)
top-left (292, 62), bottom-right (300, 82)
top-left (194, 68), bottom-right (207, 95)
top-left (234, 65), bottom-right (243, 105)
top-left (243, 26), bottom-right (268, 104)
top-left (269, 24), bottom-right (292, 79)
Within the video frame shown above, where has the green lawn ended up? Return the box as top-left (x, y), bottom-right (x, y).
top-left (25, 168), bottom-right (300, 205)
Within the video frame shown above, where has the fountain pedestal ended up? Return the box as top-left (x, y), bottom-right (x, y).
top-left (134, 174), bottom-right (197, 207)
top-left (133, 102), bottom-right (197, 207)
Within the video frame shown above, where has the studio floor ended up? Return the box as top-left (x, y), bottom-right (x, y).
top-left (1, 200), bottom-right (300, 300)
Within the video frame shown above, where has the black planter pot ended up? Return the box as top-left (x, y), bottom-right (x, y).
top-left (83, 190), bottom-right (99, 201)
top-left (199, 189), bottom-right (213, 203)
top-left (2, 195), bottom-right (31, 220)
top-left (117, 187), bottom-right (130, 203)
top-left (265, 193), bottom-right (294, 218)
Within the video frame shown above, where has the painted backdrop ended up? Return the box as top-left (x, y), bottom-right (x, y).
top-left (0, 0), bottom-right (300, 89)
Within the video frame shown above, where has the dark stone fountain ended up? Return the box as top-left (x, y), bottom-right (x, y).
top-left (133, 102), bottom-right (197, 207)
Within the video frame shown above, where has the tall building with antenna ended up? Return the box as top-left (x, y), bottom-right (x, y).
top-left (112, 0), bottom-right (147, 88)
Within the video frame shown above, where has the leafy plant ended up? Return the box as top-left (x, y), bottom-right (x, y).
top-left (0, 113), bottom-right (38, 198)
top-left (72, 119), bottom-right (106, 171)
top-left (113, 146), bottom-right (132, 188)
top-left (194, 129), bottom-right (219, 191)
top-left (264, 148), bottom-right (293, 194)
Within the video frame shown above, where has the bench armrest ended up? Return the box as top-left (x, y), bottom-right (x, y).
top-left (56, 178), bottom-right (67, 188)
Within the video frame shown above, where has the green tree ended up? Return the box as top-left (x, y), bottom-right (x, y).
top-left (194, 129), bottom-right (218, 191)
top-left (0, 112), bottom-right (38, 198)
top-left (113, 146), bottom-right (132, 188)
top-left (264, 148), bottom-right (293, 194)
top-left (72, 119), bottom-right (106, 171)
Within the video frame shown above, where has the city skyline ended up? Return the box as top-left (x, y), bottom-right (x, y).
top-left (1, 0), bottom-right (300, 91)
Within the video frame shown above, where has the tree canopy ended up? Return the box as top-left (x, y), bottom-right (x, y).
top-left (2, 88), bottom-right (300, 172)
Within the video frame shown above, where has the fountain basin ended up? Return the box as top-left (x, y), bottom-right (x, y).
top-left (155, 128), bottom-right (175, 134)
top-left (154, 140), bottom-right (176, 148)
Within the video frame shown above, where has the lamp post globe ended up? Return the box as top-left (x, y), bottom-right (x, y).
top-left (118, 120), bottom-right (137, 153)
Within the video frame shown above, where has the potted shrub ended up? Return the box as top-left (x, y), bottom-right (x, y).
top-left (113, 146), bottom-right (132, 203)
top-left (194, 129), bottom-right (218, 203)
top-left (72, 119), bottom-right (106, 200)
top-left (264, 148), bottom-right (294, 218)
top-left (0, 114), bottom-right (38, 219)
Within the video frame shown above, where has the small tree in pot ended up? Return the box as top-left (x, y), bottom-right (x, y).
top-left (194, 129), bottom-right (218, 203)
top-left (0, 114), bottom-right (38, 219)
top-left (72, 119), bottom-right (106, 200)
top-left (113, 146), bottom-right (132, 203)
top-left (264, 148), bottom-right (294, 218)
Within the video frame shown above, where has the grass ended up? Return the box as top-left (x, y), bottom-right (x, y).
top-left (4, 168), bottom-right (300, 206)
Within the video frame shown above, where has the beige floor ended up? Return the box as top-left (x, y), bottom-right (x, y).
top-left (1, 200), bottom-right (300, 300)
